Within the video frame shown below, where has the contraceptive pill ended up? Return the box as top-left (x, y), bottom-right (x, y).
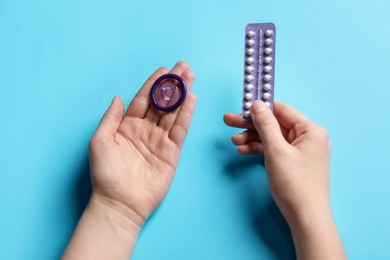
top-left (242, 23), bottom-right (276, 120)
top-left (245, 84), bottom-right (254, 91)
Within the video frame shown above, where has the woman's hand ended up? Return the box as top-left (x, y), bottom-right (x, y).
top-left (224, 101), bottom-right (346, 260)
top-left (63, 61), bottom-right (197, 260)
top-left (89, 61), bottom-right (197, 225)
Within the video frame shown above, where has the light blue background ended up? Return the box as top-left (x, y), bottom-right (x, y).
top-left (1, 0), bottom-right (389, 259)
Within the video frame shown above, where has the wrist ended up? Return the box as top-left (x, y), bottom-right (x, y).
top-left (285, 198), bottom-right (333, 228)
top-left (288, 204), bottom-right (334, 235)
top-left (62, 194), bottom-right (145, 259)
top-left (89, 193), bottom-right (145, 240)
top-left (286, 203), bottom-right (346, 260)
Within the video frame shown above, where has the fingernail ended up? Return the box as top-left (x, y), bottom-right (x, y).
top-left (251, 100), bottom-right (268, 115)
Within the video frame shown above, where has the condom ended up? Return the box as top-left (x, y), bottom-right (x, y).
top-left (150, 74), bottom-right (187, 112)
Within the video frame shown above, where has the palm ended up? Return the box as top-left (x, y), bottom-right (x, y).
top-left (119, 116), bottom-right (180, 174)
top-left (89, 63), bottom-right (196, 221)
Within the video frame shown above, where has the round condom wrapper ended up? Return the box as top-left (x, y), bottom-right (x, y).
top-left (150, 74), bottom-right (187, 112)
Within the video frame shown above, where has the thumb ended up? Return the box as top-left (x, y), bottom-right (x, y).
top-left (95, 96), bottom-right (124, 138)
top-left (250, 100), bottom-right (286, 151)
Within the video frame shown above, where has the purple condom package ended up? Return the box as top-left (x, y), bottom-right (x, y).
top-left (242, 23), bottom-right (276, 120)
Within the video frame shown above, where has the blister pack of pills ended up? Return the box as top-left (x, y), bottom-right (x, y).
top-left (242, 23), bottom-right (276, 120)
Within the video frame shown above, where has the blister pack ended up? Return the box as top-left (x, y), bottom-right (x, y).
top-left (242, 23), bottom-right (276, 120)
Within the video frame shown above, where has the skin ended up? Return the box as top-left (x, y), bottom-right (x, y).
top-left (224, 100), bottom-right (346, 260)
top-left (63, 62), bottom-right (346, 259)
top-left (62, 61), bottom-right (197, 259)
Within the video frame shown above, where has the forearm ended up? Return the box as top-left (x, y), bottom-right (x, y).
top-left (288, 205), bottom-right (346, 260)
top-left (62, 195), bottom-right (143, 260)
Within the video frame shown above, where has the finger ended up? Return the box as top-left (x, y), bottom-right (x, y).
top-left (250, 100), bottom-right (287, 152)
top-left (237, 142), bottom-right (264, 156)
top-left (232, 130), bottom-right (261, 146)
top-left (125, 67), bottom-right (169, 119)
top-left (143, 103), bottom-right (164, 125)
top-left (274, 101), bottom-right (311, 130)
top-left (95, 96), bottom-right (124, 139)
top-left (224, 112), bottom-right (290, 141)
top-left (158, 69), bottom-right (195, 131)
top-left (144, 61), bottom-right (190, 123)
top-left (224, 112), bottom-right (289, 141)
top-left (168, 93), bottom-right (197, 148)
top-left (170, 60), bottom-right (190, 75)
top-left (280, 125), bottom-right (289, 141)
top-left (223, 113), bottom-right (256, 130)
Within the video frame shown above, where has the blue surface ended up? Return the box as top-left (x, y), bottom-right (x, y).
top-left (1, 0), bottom-right (390, 259)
